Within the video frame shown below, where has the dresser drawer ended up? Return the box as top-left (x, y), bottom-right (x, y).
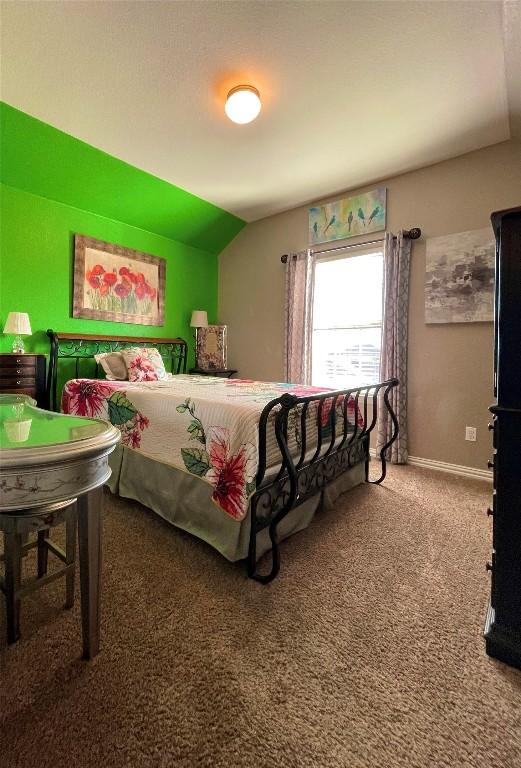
top-left (0, 377), bottom-right (36, 389)
top-left (0, 368), bottom-right (36, 381)
top-left (0, 355), bottom-right (38, 368)
top-left (0, 386), bottom-right (37, 399)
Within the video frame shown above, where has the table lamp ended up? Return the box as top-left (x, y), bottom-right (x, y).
top-left (190, 310), bottom-right (208, 368)
top-left (3, 312), bottom-right (32, 353)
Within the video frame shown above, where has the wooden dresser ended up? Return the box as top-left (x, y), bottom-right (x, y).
top-left (484, 206), bottom-right (521, 671)
top-left (0, 354), bottom-right (47, 408)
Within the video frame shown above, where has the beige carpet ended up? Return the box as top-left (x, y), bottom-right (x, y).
top-left (1, 466), bottom-right (520, 768)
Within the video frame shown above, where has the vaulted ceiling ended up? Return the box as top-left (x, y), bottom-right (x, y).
top-left (1, 1), bottom-right (519, 222)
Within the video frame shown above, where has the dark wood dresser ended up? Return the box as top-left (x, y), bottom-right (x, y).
top-left (484, 206), bottom-right (521, 670)
top-left (0, 354), bottom-right (47, 408)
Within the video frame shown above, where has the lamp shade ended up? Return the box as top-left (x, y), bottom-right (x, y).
top-left (3, 312), bottom-right (32, 335)
top-left (190, 310), bottom-right (208, 328)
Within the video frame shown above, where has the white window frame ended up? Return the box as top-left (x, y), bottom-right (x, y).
top-left (310, 245), bottom-right (384, 389)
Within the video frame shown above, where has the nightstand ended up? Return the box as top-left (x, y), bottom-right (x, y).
top-left (189, 367), bottom-right (237, 379)
top-left (0, 354), bottom-right (47, 408)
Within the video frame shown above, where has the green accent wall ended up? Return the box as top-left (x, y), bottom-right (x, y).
top-left (0, 183), bottom-right (218, 361)
top-left (0, 102), bottom-right (245, 363)
top-left (0, 102), bottom-right (244, 252)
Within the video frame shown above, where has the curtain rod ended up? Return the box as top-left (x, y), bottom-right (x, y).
top-left (280, 227), bottom-right (421, 263)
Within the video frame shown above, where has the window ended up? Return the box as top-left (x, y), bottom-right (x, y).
top-left (311, 249), bottom-right (384, 388)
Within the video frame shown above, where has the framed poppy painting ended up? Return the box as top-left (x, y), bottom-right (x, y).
top-left (73, 235), bottom-right (165, 325)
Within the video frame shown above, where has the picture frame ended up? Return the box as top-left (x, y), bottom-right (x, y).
top-left (73, 234), bottom-right (166, 326)
top-left (309, 187), bottom-right (387, 245)
top-left (196, 325), bottom-right (227, 370)
top-left (425, 228), bottom-right (495, 323)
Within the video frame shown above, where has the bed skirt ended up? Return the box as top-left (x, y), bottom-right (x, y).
top-left (106, 445), bottom-right (366, 563)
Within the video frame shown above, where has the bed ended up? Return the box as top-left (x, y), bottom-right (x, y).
top-left (48, 331), bottom-right (399, 583)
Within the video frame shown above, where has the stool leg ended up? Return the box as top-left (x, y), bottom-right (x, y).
top-left (78, 488), bottom-right (103, 660)
top-left (4, 532), bottom-right (23, 645)
top-left (21, 533), bottom-right (30, 559)
top-left (65, 506), bottom-right (77, 610)
top-left (37, 530), bottom-right (50, 578)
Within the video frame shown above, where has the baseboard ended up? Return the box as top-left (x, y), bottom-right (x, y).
top-left (369, 449), bottom-right (492, 481)
top-left (407, 455), bottom-right (492, 481)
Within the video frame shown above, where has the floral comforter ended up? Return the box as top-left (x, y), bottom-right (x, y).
top-left (62, 375), bottom-right (361, 522)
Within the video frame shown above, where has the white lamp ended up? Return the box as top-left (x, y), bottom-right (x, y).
top-left (3, 312), bottom-right (32, 353)
top-left (190, 310), bottom-right (208, 328)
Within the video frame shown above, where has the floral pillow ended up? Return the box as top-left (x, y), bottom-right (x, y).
top-left (121, 347), bottom-right (167, 382)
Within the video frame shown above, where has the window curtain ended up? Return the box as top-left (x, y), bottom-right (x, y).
top-left (284, 250), bottom-right (315, 384)
top-left (376, 231), bottom-right (411, 464)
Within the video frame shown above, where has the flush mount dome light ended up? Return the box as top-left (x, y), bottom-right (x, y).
top-left (225, 85), bottom-right (261, 124)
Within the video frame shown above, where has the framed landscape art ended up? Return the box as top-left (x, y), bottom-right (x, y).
top-left (73, 235), bottom-right (166, 325)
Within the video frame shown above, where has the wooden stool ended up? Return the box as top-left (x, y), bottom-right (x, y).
top-left (0, 498), bottom-right (78, 645)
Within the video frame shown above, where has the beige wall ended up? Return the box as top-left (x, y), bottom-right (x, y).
top-left (219, 140), bottom-right (521, 470)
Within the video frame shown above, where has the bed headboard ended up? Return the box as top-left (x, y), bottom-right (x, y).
top-left (47, 330), bottom-right (188, 411)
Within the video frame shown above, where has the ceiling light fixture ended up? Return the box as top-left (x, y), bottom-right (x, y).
top-left (225, 85), bottom-right (261, 124)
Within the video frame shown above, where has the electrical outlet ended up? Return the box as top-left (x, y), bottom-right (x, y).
top-left (465, 426), bottom-right (477, 442)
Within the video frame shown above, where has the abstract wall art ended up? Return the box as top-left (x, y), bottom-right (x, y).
top-left (425, 228), bottom-right (495, 323)
top-left (308, 187), bottom-right (387, 245)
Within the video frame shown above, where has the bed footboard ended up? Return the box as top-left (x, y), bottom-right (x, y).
top-left (248, 378), bottom-right (399, 583)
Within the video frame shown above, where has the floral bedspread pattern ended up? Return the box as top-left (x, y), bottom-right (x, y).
top-left (62, 380), bottom-right (150, 448)
top-left (61, 376), bottom-right (361, 521)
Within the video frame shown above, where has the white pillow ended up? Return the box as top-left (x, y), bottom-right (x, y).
top-left (94, 352), bottom-right (128, 381)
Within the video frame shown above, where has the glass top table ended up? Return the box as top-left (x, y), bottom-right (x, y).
top-left (0, 393), bottom-right (120, 659)
top-left (0, 394), bottom-right (110, 449)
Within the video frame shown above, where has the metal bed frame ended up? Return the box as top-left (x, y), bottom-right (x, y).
top-left (248, 380), bottom-right (399, 582)
top-left (47, 331), bottom-right (399, 583)
top-left (47, 331), bottom-right (187, 411)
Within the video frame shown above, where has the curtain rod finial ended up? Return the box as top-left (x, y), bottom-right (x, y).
top-left (407, 227), bottom-right (421, 240)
